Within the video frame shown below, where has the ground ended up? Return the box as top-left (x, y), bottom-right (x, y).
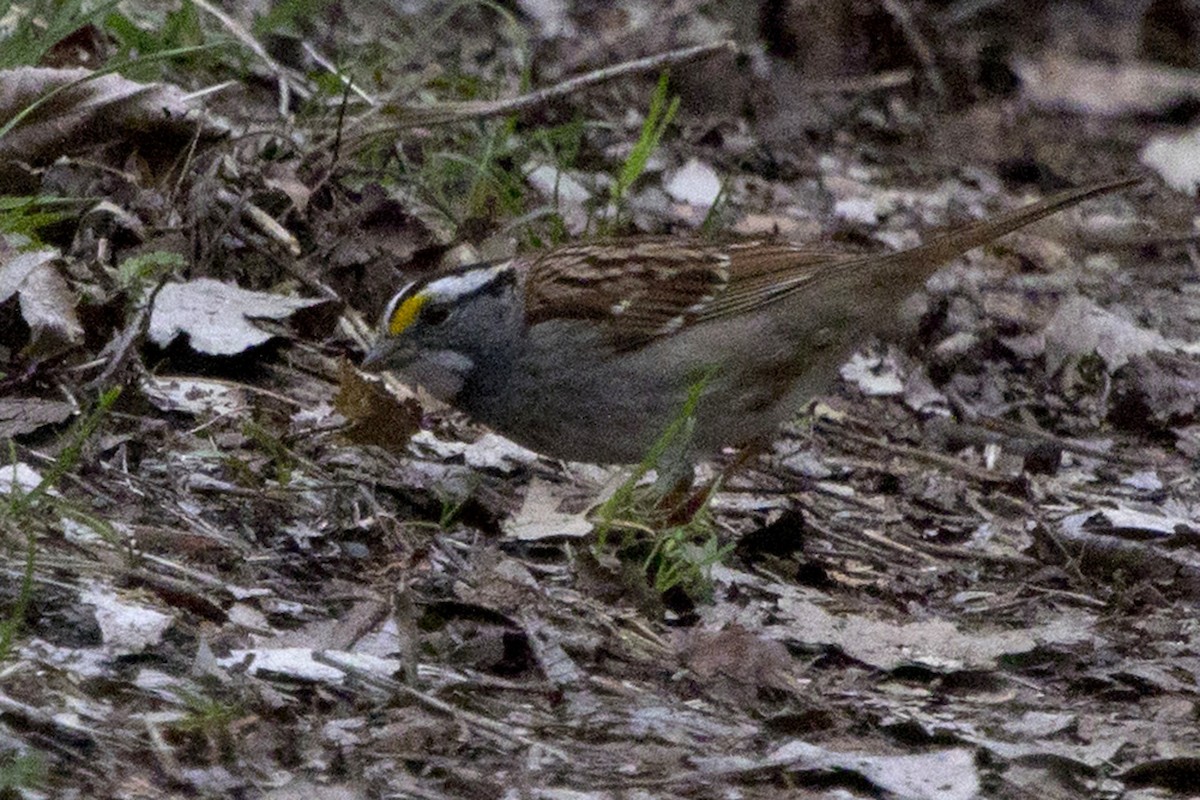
top-left (1, 2), bottom-right (1199, 799)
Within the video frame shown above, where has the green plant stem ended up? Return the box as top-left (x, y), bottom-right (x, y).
top-left (608, 71), bottom-right (679, 230)
top-left (0, 387), bottom-right (121, 660)
top-left (0, 524), bottom-right (37, 660)
top-left (593, 368), bottom-right (711, 549)
top-left (8, 388), bottom-right (122, 516)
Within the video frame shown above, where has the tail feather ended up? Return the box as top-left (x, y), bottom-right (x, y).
top-left (869, 176), bottom-right (1140, 288)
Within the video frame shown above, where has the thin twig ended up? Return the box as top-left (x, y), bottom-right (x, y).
top-left (192, 0), bottom-right (307, 110)
top-left (801, 69), bottom-right (915, 95)
top-left (312, 650), bottom-right (570, 761)
top-left (816, 418), bottom-right (1011, 484)
top-left (375, 39), bottom-right (737, 129)
top-left (215, 188), bottom-right (302, 256)
top-left (878, 0), bottom-right (946, 100)
top-left (301, 41), bottom-right (377, 106)
top-left (936, 0), bottom-right (1008, 26)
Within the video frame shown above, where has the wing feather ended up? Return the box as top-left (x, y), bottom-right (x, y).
top-left (520, 177), bottom-right (1138, 350)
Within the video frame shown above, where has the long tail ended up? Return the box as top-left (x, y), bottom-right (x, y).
top-left (867, 175), bottom-right (1140, 290)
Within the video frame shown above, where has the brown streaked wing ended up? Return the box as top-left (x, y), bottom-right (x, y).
top-left (524, 239), bottom-right (736, 349)
top-left (692, 242), bottom-right (854, 321)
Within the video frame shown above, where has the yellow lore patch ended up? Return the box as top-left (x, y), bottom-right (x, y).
top-left (388, 293), bottom-right (428, 336)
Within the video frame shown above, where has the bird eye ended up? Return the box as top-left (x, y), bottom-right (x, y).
top-left (422, 305), bottom-right (450, 326)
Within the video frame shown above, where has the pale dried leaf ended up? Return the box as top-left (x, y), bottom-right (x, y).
top-left (767, 741), bottom-right (979, 800)
top-left (0, 397), bottom-right (75, 437)
top-left (733, 212), bottom-right (809, 236)
top-left (525, 161), bottom-right (592, 204)
top-left (503, 478), bottom-right (592, 541)
top-left (17, 259), bottom-right (83, 351)
top-left (1063, 507), bottom-right (1195, 537)
top-left (525, 161), bottom-right (594, 234)
top-left (1044, 296), bottom-right (1170, 374)
top-left (1003, 711), bottom-right (1076, 738)
top-left (140, 376), bottom-right (246, 416)
top-left (263, 163), bottom-right (313, 213)
top-left (1113, 352), bottom-right (1200, 426)
top-left (840, 351), bottom-right (905, 396)
top-left (0, 242), bottom-right (58, 304)
top-left (218, 647), bottom-right (400, 683)
top-left (664, 158), bottom-right (722, 207)
top-left (516, 0), bottom-right (575, 38)
top-left (774, 595), bottom-right (1098, 670)
top-left (0, 463), bottom-right (55, 496)
top-left (261, 780), bottom-right (368, 800)
top-left (1014, 54), bottom-right (1200, 117)
top-left (148, 278), bottom-right (323, 355)
top-left (0, 241), bottom-right (81, 352)
top-left (1141, 128), bottom-right (1200, 194)
top-left (462, 432), bottom-right (539, 472)
top-left (696, 741), bottom-right (979, 800)
top-left (83, 586), bottom-right (174, 655)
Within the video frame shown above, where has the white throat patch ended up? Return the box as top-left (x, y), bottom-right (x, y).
top-left (404, 349), bottom-right (474, 401)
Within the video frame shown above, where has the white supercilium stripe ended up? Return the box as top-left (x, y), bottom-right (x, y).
top-left (424, 264), bottom-right (511, 301)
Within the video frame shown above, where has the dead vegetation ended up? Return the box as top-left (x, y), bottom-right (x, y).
top-left (1, 1), bottom-right (1199, 799)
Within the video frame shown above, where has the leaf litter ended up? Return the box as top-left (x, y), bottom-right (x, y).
top-left (0, 4), bottom-right (1198, 799)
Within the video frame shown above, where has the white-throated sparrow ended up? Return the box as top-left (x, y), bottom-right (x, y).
top-left (363, 178), bottom-right (1136, 466)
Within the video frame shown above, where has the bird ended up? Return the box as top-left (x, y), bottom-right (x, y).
top-left (362, 177), bottom-right (1136, 473)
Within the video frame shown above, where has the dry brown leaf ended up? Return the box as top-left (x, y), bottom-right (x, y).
top-left (0, 66), bottom-right (224, 171)
top-left (334, 361), bottom-right (422, 452)
top-left (678, 624), bottom-right (795, 704)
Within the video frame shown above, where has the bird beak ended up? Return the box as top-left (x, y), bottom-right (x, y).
top-left (360, 339), bottom-right (395, 372)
